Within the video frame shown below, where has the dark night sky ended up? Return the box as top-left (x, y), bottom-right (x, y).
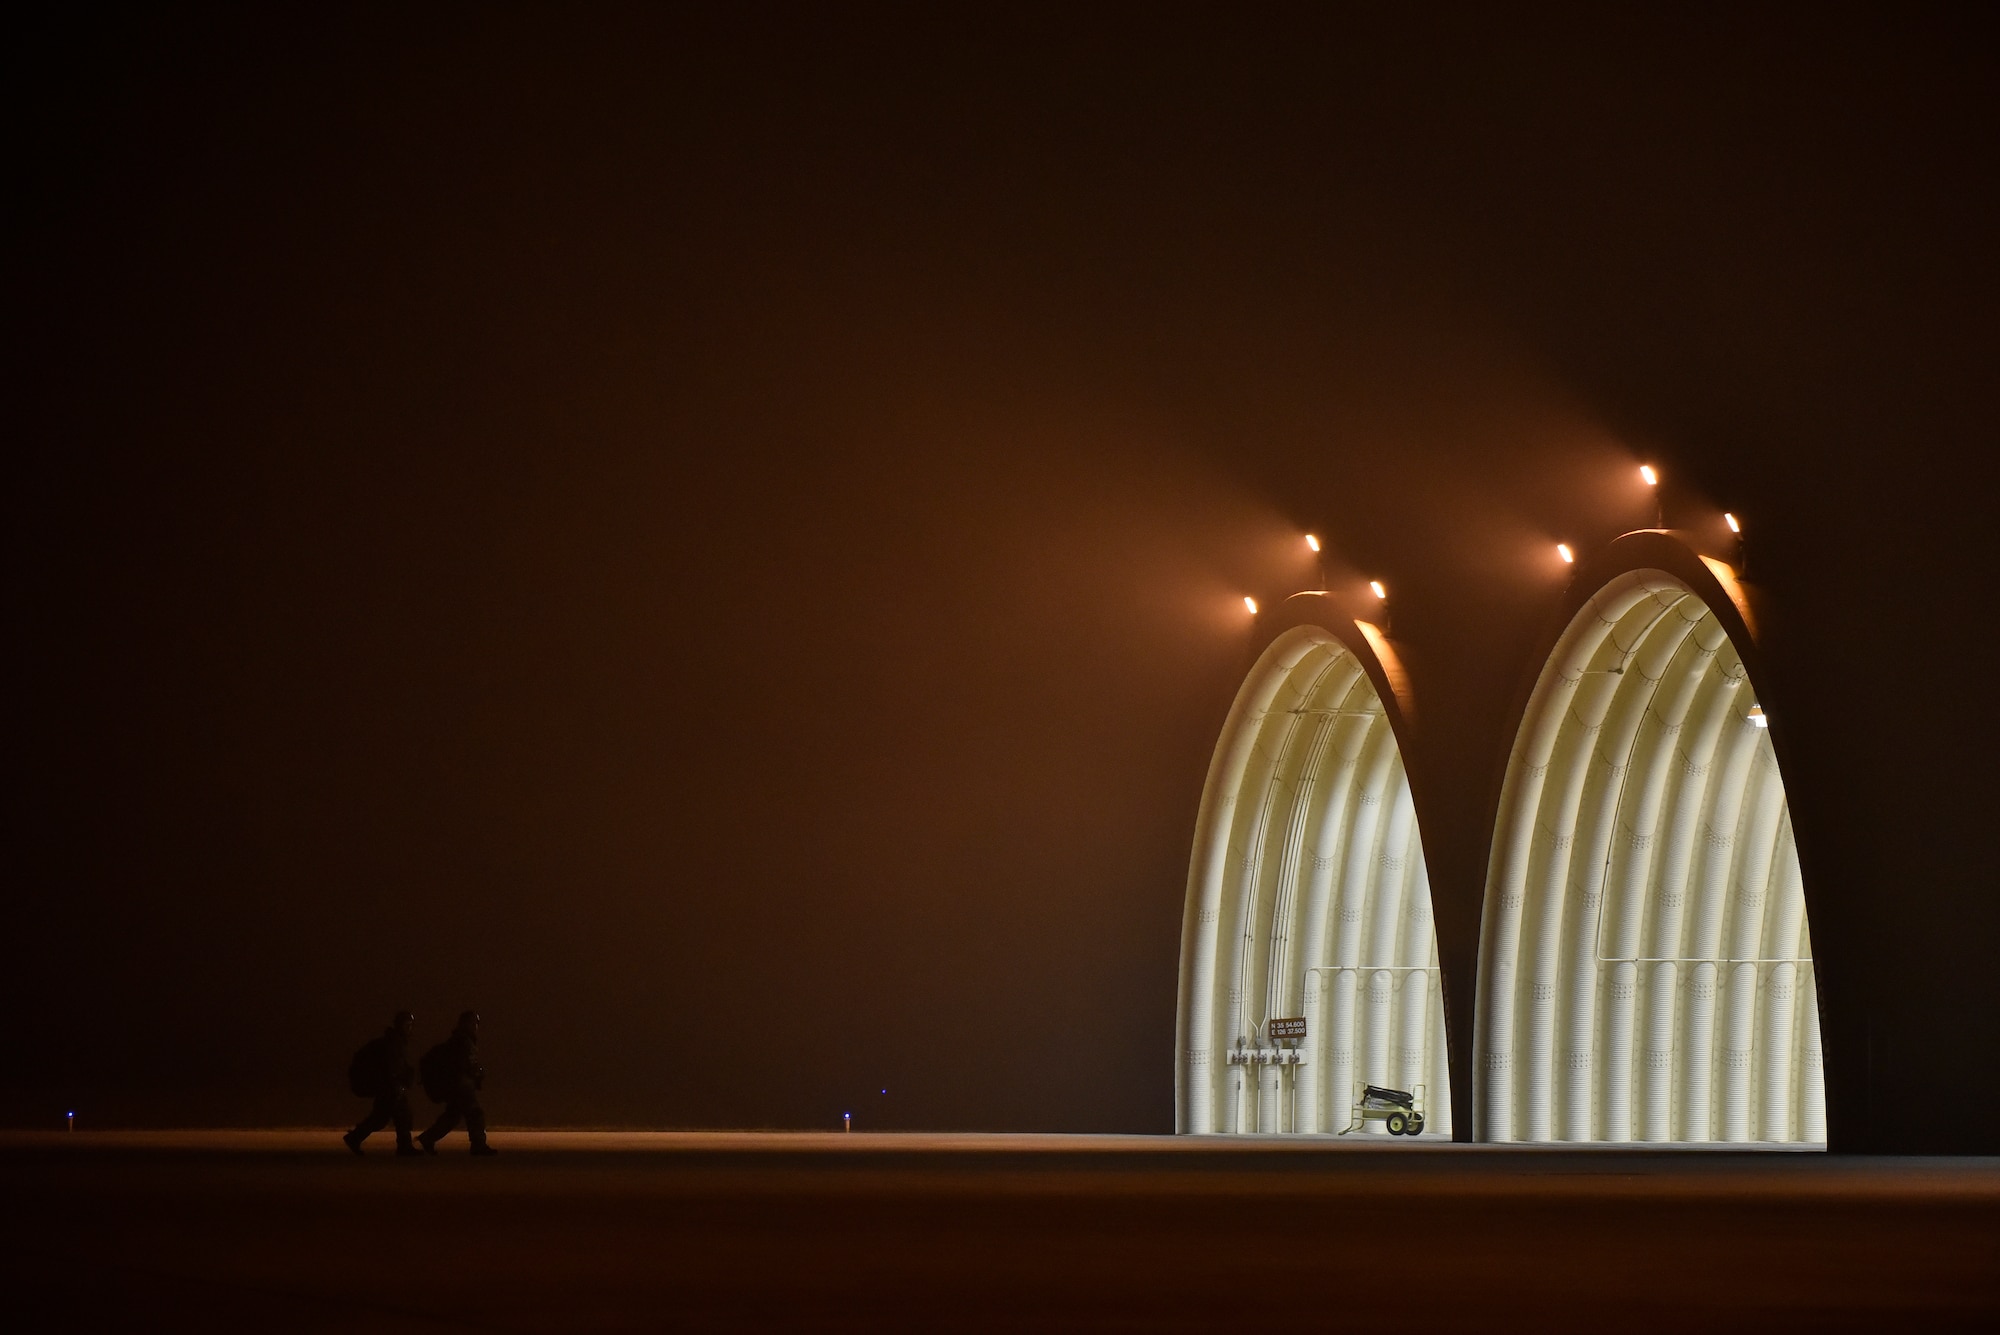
top-left (9, 5), bottom-right (1997, 1140)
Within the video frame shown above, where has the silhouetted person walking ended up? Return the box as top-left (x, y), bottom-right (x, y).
top-left (344, 1010), bottom-right (419, 1156)
top-left (419, 1010), bottom-right (497, 1155)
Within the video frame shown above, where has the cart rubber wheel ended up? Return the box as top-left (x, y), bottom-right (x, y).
top-left (1386, 1112), bottom-right (1408, 1135)
top-left (1407, 1114), bottom-right (1425, 1136)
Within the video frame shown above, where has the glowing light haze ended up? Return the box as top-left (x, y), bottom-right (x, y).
top-left (8, 5), bottom-right (1998, 1147)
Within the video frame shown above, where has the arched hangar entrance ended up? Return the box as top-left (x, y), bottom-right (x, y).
top-left (1178, 598), bottom-right (1451, 1136)
top-left (1477, 536), bottom-right (1825, 1145)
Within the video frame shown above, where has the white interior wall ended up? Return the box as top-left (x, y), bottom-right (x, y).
top-left (1177, 626), bottom-right (1450, 1136)
top-left (1475, 571), bottom-right (1824, 1144)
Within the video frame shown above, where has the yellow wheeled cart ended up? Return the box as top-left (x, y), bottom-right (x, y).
top-left (1340, 1083), bottom-right (1427, 1136)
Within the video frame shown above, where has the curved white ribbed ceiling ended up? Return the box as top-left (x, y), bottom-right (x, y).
top-left (1178, 622), bottom-right (1451, 1137)
top-left (1477, 568), bottom-right (1825, 1145)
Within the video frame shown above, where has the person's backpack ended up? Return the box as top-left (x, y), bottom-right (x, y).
top-left (347, 1036), bottom-right (387, 1098)
top-left (419, 1040), bottom-right (453, 1103)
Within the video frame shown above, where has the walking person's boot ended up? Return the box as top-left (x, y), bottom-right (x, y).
top-left (467, 1106), bottom-right (497, 1156)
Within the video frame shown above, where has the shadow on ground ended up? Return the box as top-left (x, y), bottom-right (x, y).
top-left (3, 1131), bottom-right (1996, 1332)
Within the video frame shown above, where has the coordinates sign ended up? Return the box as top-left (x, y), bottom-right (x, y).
top-left (1267, 1017), bottom-right (1307, 1043)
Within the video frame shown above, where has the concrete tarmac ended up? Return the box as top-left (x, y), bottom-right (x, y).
top-left (3, 1130), bottom-right (1996, 1331)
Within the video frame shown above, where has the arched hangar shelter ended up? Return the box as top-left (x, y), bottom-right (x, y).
top-left (1177, 596), bottom-right (1451, 1137)
top-left (1477, 533), bottom-right (1825, 1145)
